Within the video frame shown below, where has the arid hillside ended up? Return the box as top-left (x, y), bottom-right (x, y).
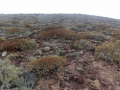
top-left (0, 14), bottom-right (120, 90)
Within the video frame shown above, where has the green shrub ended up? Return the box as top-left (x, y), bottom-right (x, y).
top-left (0, 37), bottom-right (5, 43)
top-left (6, 27), bottom-right (31, 38)
top-left (7, 53), bottom-right (18, 61)
top-left (94, 33), bottom-right (107, 42)
top-left (102, 29), bottom-right (120, 36)
top-left (74, 39), bottom-right (96, 51)
top-left (95, 40), bottom-right (120, 66)
top-left (0, 59), bottom-right (24, 89)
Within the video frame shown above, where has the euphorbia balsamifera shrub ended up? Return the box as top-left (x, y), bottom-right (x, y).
top-left (26, 55), bottom-right (67, 77)
top-left (0, 38), bottom-right (38, 51)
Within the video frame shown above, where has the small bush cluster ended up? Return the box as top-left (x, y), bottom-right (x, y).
top-left (74, 39), bottom-right (96, 51)
top-left (102, 29), bottom-right (120, 36)
top-left (0, 38), bottom-right (38, 51)
top-left (0, 59), bottom-right (24, 89)
top-left (25, 23), bottom-right (33, 28)
top-left (41, 25), bottom-right (64, 31)
top-left (0, 37), bottom-right (5, 43)
top-left (95, 40), bottom-right (120, 66)
top-left (37, 28), bottom-right (76, 40)
top-left (7, 53), bottom-right (18, 61)
top-left (94, 33), bottom-right (107, 42)
top-left (26, 55), bottom-right (67, 77)
top-left (6, 27), bottom-right (21, 34)
top-left (6, 27), bottom-right (31, 38)
top-left (113, 36), bottom-right (120, 41)
top-left (93, 24), bottom-right (108, 30)
top-left (11, 19), bottom-right (20, 24)
top-left (76, 32), bottom-right (95, 40)
top-left (76, 32), bottom-right (107, 43)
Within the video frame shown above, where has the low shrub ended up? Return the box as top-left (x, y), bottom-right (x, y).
top-left (102, 29), bottom-right (120, 36)
top-left (37, 28), bottom-right (76, 40)
top-left (6, 27), bottom-right (31, 38)
top-left (113, 36), bottom-right (120, 41)
top-left (41, 25), bottom-right (64, 31)
top-left (70, 26), bottom-right (79, 32)
top-left (95, 42), bottom-right (113, 61)
top-left (76, 32), bottom-right (95, 40)
top-left (0, 38), bottom-right (38, 51)
top-left (76, 32), bottom-right (107, 43)
top-left (0, 37), bottom-right (5, 43)
top-left (94, 33), bottom-right (107, 42)
top-left (95, 40), bottom-right (120, 67)
top-left (0, 59), bottom-right (24, 89)
top-left (26, 55), bottom-right (67, 77)
top-left (6, 27), bottom-right (21, 34)
top-left (25, 23), bottom-right (33, 28)
top-left (7, 53), bottom-right (18, 61)
top-left (74, 39), bottom-right (96, 51)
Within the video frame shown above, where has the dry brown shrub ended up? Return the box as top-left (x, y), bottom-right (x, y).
top-left (76, 24), bottom-right (86, 28)
top-left (41, 25), bottom-right (64, 31)
top-left (38, 28), bottom-right (76, 40)
top-left (6, 27), bottom-right (21, 34)
top-left (11, 19), bottom-right (20, 24)
top-left (26, 55), bottom-right (67, 77)
top-left (113, 36), bottom-right (120, 41)
top-left (93, 24), bottom-right (107, 30)
top-left (25, 23), bottom-right (33, 28)
top-left (0, 38), bottom-right (38, 51)
top-left (102, 29), bottom-right (120, 36)
top-left (76, 32), bottom-right (95, 40)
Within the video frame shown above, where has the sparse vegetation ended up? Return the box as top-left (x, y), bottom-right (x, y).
top-left (0, 14), bottom-right (120, 89)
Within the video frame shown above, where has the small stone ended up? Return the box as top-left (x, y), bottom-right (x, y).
top-left (101, 81), bottom-right (107, 86)
top-left (43, 47), bottom-right (50, 52)
top-left (77, 75), bottom-right (84, 84)
top-left (89, 69), bottom-right (95, 74)
top-left (79, 51), bottom-right (84, 55)
top-left (20, 62), bottom-right (28, 68)
top-left (90, 75), bottom-right (96, 80)
top-left (2, 51), bottom-right (7, 57)
top-left (76, 67), bottom-right (84, 73)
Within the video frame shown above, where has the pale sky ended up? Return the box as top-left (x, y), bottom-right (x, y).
top-left (0, 0), bottom-right (120, 19)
